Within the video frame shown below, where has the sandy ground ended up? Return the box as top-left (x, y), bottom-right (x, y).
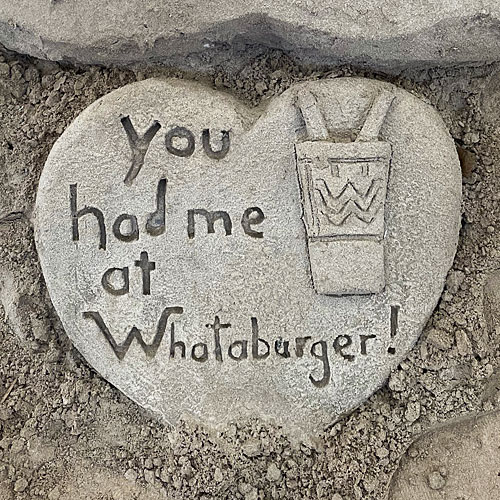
top-left (0, 46), bottom-right (499, 499)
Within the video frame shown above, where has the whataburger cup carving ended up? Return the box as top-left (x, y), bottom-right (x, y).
top-left (295, 89), bottom-right (395, 295)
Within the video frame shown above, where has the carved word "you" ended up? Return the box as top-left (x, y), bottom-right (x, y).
top-left (121, 116), bottom-right (231, 184)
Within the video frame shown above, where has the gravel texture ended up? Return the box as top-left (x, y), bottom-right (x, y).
top-left (0, 46), bottom-right (498, 499)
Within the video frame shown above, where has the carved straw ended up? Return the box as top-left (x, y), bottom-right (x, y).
top-left (356, 90), bottom-right (395, 143)
top-left (297, 90), bottom-right (329, 141)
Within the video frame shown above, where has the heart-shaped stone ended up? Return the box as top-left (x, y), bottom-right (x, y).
top-left (34, 78), bottom-right (461, 434)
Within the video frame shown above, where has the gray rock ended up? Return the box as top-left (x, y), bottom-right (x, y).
top-left (455, 330), bottom-right (473, 356)
top-left (1, 1), bottom-right (500, 71)
top-left (34, 77), bottom-right (461, 434)
top-left (388, 412), bottom-right (500, 499)
top-left (404, 401), bottom-right (421, 424)
top-left (484, 270), bottom-right (500, 334)
top-left (242, 439), bottom-right (261, 458)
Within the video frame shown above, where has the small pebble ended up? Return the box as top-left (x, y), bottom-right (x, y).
top-left (48, 486), bottom-right (61, 500)
top-left (463, 131), bottom-right (480, 144)
top-left (266, 462), bottom-right (281, 482)
top-left (427, 470), bottom-right (446, 490)
top-left (0, 63), bottom-right (10, 78)
top-left (160, 467), bottom-right (170, 483)
top-left (405, 401), bottom-right (421, 423)
top-left (144, 468), bottom-right (155, 484)
top-left (242, 439), bottom-right (261, 457)
top-left (214, 467), bottom-right (223, 482)
top-left (124, 468), bottom-right (137, 482)
top-left (14, 478), bottom-right (28, 492)
top-left (456, 330), bottom-right (472, 355)
top-left (446, 270), bottom-right (465, 294)
top-left (426, 328), bottom-right (453, 350)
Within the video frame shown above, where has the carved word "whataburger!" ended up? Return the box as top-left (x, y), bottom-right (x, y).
top-left (83, 309), bottom-right (379, 388)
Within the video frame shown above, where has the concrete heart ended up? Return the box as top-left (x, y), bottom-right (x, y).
top-left (34, 78), bottom-right (461, 435)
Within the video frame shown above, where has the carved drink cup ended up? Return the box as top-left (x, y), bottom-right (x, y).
top-left (296, 140), bottom-right (391, 295)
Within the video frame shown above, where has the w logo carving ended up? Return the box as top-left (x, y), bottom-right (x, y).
top-left (296, 142), bottom-right (391, 238)
top-left (314, 174), bottom-right (385, 227)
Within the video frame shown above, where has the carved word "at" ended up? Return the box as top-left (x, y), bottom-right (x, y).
top-left (83, 310), bottom-right (379, 388)
top-left (102, 251), bottom-right (155, 296)
top-left (70, 182), bottom-right (265, 250)
top-left (121, 116), bottom-right (231, 184)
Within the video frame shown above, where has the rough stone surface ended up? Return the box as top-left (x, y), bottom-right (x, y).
top-left (388, 412), bottom-right (500, 499)
top-left (1, 1), bottom-right (500, 71)
top-left (34, 77), bottom-right (461, 434)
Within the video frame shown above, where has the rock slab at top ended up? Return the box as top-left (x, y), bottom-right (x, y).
top-left (1, 1), bottom-right (500, 70)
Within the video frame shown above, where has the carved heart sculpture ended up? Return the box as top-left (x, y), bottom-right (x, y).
top-left (34, 78), bottom-right (461, 434)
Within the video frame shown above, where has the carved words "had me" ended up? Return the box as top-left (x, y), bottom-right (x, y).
top-left (69, 181), bottom-right (266, 251)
